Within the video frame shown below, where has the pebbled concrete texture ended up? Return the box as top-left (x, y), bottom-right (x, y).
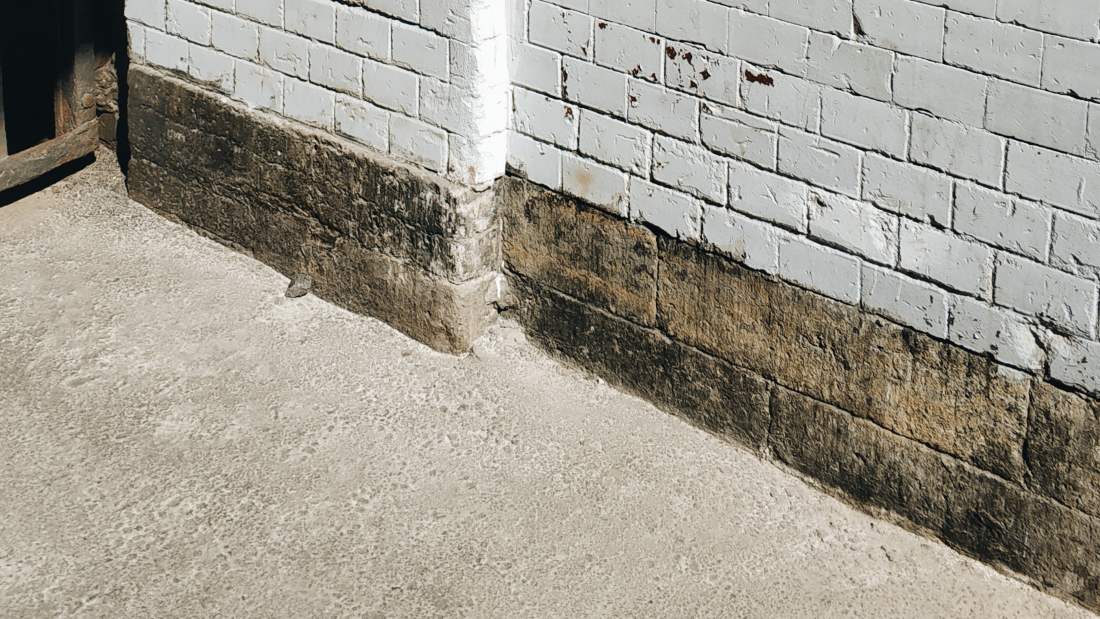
top-left (0, 155), bottom-right (1089, 618)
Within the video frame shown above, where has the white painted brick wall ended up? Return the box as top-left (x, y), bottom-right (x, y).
top-left (133, 0), bottom-right (1100, 395)
top-left (132, 0), bottom-right (506, 186)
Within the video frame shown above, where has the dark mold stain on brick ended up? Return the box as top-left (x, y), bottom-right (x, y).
top-left (700, 68), bottom-right (711, 81)
top-left (745, 70), bottom-right (774, 86)
top-left (598, 21), bottom-right (607, 29)
top-left (665, 46), bottom-right (677, 59)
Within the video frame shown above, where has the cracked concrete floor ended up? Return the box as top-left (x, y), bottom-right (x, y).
top-left (0, 155), bottom-right (1090, 618)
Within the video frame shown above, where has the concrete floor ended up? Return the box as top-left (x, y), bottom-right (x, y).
top-left (0, 155), bottom-right (1089, 618)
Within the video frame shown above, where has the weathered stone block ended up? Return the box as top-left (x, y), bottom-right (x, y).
top-left (512, 278), bottom-right (772, 450)
top-left (769, 387), bottom-right (950, 533)
top-left (1027, 381), bottom-right (1100, 519)
top-left (771, 387), bottom-right (1100, 611)
top-left (128, 65), bottom-right (499, 352)
top-left (943, 464), bottom-right (1100, 610)
top-left (500, 178), bottom-right (659, 326)
top-left (658, 237), bottom-right (1029, 481)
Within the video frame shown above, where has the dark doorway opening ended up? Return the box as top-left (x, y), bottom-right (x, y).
top-left (2, 4), bottom-right (60, 154)
top-left (0, 0), bottom-right (104, 193)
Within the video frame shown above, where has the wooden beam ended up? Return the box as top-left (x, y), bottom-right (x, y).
top-left (54, 0), bottom-right (96, 136)
top-left (0, 118), bottom-right (96, 193)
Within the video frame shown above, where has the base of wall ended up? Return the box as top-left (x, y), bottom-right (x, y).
top-left (498, 177), bottom-right (1100, 612)
top-left (123, 62), bottom-right (1099, 612)
top-left (126, 65), bottom-right (500, 353)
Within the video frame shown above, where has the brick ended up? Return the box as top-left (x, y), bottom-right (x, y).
top-left (740, 68), bottom-right (821, 131)
top-left (777, 127), bottom-right (861, 198)
top-left (1028, 382), bottom-right (1100, 519)
top-left (594, 21), bottom-right (663, 83)
top-left (953, 183), bottom-right (1051, 261)
top-left (728, 160), bottom-right (807, 232)
top-left (652, 136), bottom-right (728, 204)
top-left (360, 0), bottom-right (418, 22)
top-left (809, 191), bottom-right (899, 265)
top-left (188, 45), bottom-right (234, 93)
top-left (700, 106), bottom-right (778, 169)
top-left (284, 77), bottom-right (335, 129)
top-left (529, 1), bottom-right (593, 59)
top-left (512, 275), bottom-right (772, 450)
top-left (627, 80), bottom-right (700, 142)
top-left (234, 60), bottom-right (284, 113)
top-left (806, 32), bottom-right (893, 102)
top-left (1042, 36), bottom-right (1100, 101)
top-left (590, 0), bottom-right (658, 32)
top-left (948, 296), bottom-right (1043, 370)
top-left (128, 22), bottom-right (147, 61)
top-left (167, 0), bottom-right (210, 45)
top-left (336, 6), bottom-right (391, 61)
top-left (1051, 212), bottom-right (1100, 281)
top-left (770, 0), bottom-right (854, 36)
top-left (892, 55), bottom-right (987, 126)
top-left (259, 28), bottom-right (310, 80)
top-left (285, 0), bottom-right (336, 44)
top-left (513, 87), bottom-right (578, 148)
top-left (727, 10), bottom-right (809, 74)
top-left (392, 24), bottom-right (449, 80)
top-left (237, 0), bottom-right (283, 27)
top-left (909, 114), bottom-right (1004, 187)
top-left (900, 220), bottom-right (993, 297)
top-left (658, 240), bottom-right (1030, 481)
top-left (1005, 142), bottom-right (1100, 219)
top-left (309, 44), bottom-right (362, 96)
top-left (146, 29), bottom-right (190, 73)
top-left (853, 0), bottom-right (945, 61)
top-left (862, 154), bottom-right (952, 226)
top-left (389, 114), bottom-right (448, 172)
top-left (558, 69), bottom-right (623, 122)
top-left (912, 0), bottom-right (994, 18)
top-left (362, 59), bottom-right (418, 116)
top-left (211, 12), bottom-right (260, 61)
top-left (997, 0), bottom-right (1100, 41)
top-left (995, 254), bottom-right (1098, 338)
top-left (779, 235), bottom-right (861, 304)
top-left (862, 264), bottom-right (949, 336)
top-left (985, 80), bottom-right (1087, 156)
top-left (561, 153), bottom-right (629, 215)
top-left (1050, 336), bottom-right (1100, 396)
top-left (507, 131), bottom-right (563, 190)
top-left (943, 13), bottom-right (1042, 85)
top-left (654, 0), bottom-right (728, 52)
top-left (127, 0), bottom-right (166, 29)
top-left (701, 204), bottom-right (781, 274)
top-left (630, 179), bottom-right (702, 240)
top-left (664, 43), bottom-right (740, 106)
top-left (578, 111), bottom-right (651, 175)
top-left (501, 179), bottom-right (658, 325)
top-left (820, 88), bottom-right (907, 157)
top-left (335, 96), bottom-right (389, 151)
top-left (510, 42), bottom-right (562, 96)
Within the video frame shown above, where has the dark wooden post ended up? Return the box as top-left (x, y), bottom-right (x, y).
top-left (0, 57), bottom-right (7, 158)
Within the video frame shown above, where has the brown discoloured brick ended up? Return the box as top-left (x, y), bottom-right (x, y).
top-left (511, 277), bottom-right (771, 450)
top-left (943, 465), bottom-right (1100, 610)
top-left (769, 388), bottom-right (950, 532)
top-left (657, 237), bottom-right (1028, 481)
top-left (128, 65), bottom-right (499, 353)
top-left (500, 178), bottom-right (658, 326)
top-left (1027, 381), bottom-right (1100, 519)
top-left (771, 388), bottom-right (1100, 611)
